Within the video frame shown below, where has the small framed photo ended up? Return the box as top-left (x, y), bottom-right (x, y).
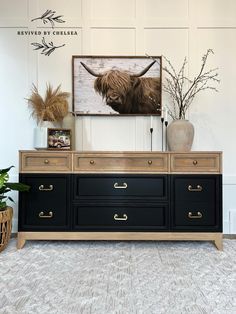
top-left (47, 128), bottom-right (71, 150)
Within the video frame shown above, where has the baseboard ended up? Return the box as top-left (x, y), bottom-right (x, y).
top-left (223, 234), bottom-right (236, 239)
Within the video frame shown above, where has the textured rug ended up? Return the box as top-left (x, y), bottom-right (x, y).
top-left (0, 239), bottom-right (236, 314)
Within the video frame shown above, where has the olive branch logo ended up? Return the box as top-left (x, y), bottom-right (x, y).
top-left (30, 9), bottom-right (68, 56)
top-left (31, 9), bottom-right (65, 28)
top-left (31, 37), bottom-right (65, 56)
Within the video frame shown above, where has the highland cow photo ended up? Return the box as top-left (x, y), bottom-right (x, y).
top-left (72, 56), bottom-right (162, 115)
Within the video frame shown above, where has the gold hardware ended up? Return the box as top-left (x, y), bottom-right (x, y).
top-left (193, 160), bottom-right (198, 165)
top-left (114, 214), bottom-right (128, 221)
top-left (188, 185), bottom-right (203, 192)
top-left (114, 182), bottom-right (128, 189)
top-left (44, 159), bottom-right (49, 164)
top-left (90, 160), bottom-right (95, 165)
top-left (39, 211), bottom-right (53, 218)
top-left (148, 160), bottom-right (152, 165)
top-left (39, 184), bottom-right (53, 191)
top-left (188, 211), bottom-right (203, 219)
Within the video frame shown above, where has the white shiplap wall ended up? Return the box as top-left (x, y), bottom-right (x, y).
top-left (0, 0), bottom-right (236, 233)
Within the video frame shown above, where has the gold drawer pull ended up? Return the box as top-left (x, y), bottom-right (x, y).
top-left (188, 185), bottom-right (203, 192)
top-left (114, 214), bottom-right (128, 221)
top-left (39, 184), bottom-right (53, 191)
top-left (44, 159), bottom-right (49, 164)
top-left (114, 182), bottom-right (128, 189)
top-left (90, 160), bottom-right (95, 165)
top-left (39, 211), bottom-right (53, 218)
top-left (193, 160), bottom-right (198, 165)
top-left (148, 160), bottom-right (152, 165)
top-left (188, 211), bottom-right (203, 219)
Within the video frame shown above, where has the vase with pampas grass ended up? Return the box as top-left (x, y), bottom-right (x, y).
top-left (27, 83), bottom-right (70, 125)
top-left (27, 84), bottom-right (70, 149)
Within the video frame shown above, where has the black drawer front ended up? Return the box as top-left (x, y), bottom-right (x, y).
top-left (73, 203), bottom-right (168, 231)
top-left (174, 202), bottom-right (216, 227)
top-left (171, 174), bottom-right (222, 231)
top-left (73, 174), bottom-right (167, 199)
top-left (174, 177), bottom-right (216, 202)
top-left (19, 174), bottom-right (70, 230)
top-left (25, 207), bottom-right (67, 228)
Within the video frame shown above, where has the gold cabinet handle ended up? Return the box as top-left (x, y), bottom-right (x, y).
top-left (39, 184), bottom-right (53, 191)
top-left (90, 160), bottom-right (95, 165)
top-left (188, 185), bottom-right (203, 192)
top-left (39, 211), bottom-right (53, 218)
top-left (114, 214), bottom-right (128, 221)
top-left (193, 160), bottom-right (198, 165)
top-left (114, 182), bottom-right (128, 189)
top-left (188, 211), bottom-right (203, 219)
top-left (148, 160), bottom-right (152, 165)
top-left (44, 159), bottom-right (49, 164)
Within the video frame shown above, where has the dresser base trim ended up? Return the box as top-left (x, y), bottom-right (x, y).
top-left (17, 232), bottom-right (223, 250)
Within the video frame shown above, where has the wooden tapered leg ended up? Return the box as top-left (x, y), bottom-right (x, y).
top-left (214, 234), bottom-right (223, 250)
top-left (17, 232), bottom-right (26, 249)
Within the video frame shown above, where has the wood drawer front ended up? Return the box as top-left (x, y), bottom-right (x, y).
top-left (73, 154), bottom-right (168, 173)
top-left (21, 152), bottom-right (72, 172)
top-left (19, 175), bottom-right (70, 230)
top-left (74, 203), bottom-right (168, 230)
top-left (170, 153), bottom-right (221, 173)
top-left (73, 175), bottom-right (167, 199)
top-left (173, 176), bottom-right (217, 202)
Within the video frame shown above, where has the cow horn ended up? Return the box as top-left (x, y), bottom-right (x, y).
top-left (80, 62), bottom-right (102, 77)
top-left (131, 60), bottom-right (156, 77)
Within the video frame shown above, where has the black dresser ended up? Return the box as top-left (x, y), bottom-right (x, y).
top-left (18, 151), bottom-right (222, 249)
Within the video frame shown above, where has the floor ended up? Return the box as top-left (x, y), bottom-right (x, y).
top-left (0, 239), bottom-right (236, 314)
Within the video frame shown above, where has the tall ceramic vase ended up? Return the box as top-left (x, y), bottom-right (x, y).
top-left (167, 119), bottom-right (194, 151)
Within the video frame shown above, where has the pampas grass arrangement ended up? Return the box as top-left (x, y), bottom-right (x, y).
top-left (27, 84), bottom-right (70, 124)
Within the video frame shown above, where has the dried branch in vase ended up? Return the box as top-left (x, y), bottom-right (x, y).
top-left (162, 49), bottom-right (220, 120)
top-left (26, 84), bottom-right (70, 125)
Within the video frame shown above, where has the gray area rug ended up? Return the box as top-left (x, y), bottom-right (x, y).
top-left (0, 239), bottom-right (236, 314)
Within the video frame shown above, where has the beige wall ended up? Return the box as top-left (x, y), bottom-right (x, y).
top-left (0, 0), bottom-right (236, 232)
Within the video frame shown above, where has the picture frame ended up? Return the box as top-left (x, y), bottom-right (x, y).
top-left (72, 55), bottom-right (162, 116)
top-left (47, 128), bottom-right (71, 150)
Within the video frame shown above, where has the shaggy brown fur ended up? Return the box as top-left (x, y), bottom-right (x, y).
top-left (94, 70), bottom-right (161, 114)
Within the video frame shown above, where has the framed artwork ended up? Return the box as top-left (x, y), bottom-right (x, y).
top-left (47, 128), bottom-right (71, 150)
top-left (72, 56), bottom-right (162, 116)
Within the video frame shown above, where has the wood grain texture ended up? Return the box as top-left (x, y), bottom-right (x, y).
top-left (20, 151), bottom-right (72, 173)
top-left (73, 152), bottom-right (168, 173)
top-left (19, 151), bottom-right (222, 174)
top-left (170, 152), bottom-right (222, 174)
top-left (17, 231), bottom-right (223, 250)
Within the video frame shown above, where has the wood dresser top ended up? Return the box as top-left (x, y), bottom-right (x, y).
top-left (19, 151), bottom-right (222, 174)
